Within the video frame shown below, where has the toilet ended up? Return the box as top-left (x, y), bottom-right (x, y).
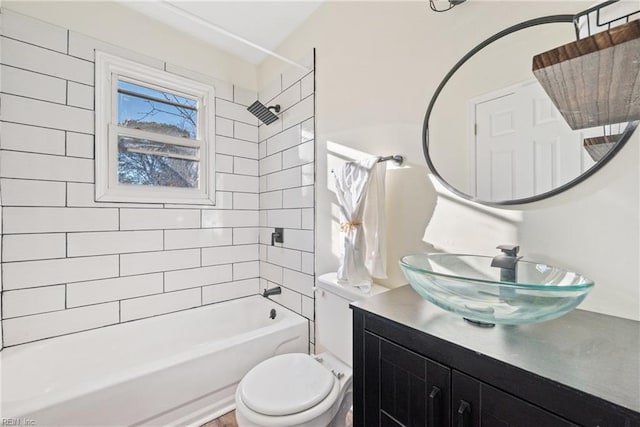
top-left (235, 273), bottom-right (388, 427)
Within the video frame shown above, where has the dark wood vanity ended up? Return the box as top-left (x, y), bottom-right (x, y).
top-left (351, 286), bottom-right (640, 427)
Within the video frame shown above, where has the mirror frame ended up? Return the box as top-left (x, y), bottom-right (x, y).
top-left (422, 14), bottom-right (639, 206)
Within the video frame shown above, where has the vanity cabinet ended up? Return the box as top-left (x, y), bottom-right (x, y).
top-left (361, 329), bottom-right (572, 427)
top-left (352, 286), bottom-right (640, 427)
top-left (450, 371), bottom-right (572, 427)
top-left (363, 332), bottom-right (450, 426)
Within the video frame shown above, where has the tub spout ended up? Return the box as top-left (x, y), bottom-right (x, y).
top-left (262, 287), bottom-right (282, 298)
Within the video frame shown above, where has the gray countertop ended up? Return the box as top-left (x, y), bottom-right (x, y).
top-left (352, 285), bottom-right (640, 414)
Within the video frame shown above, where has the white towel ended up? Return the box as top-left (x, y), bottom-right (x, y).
top-left (364, 160), bottom-right (387, 279)
top-left (334, 157), bottom-right (388, 291)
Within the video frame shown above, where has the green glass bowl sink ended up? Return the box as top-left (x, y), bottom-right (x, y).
top-left (399, 253), bottom-right (594, 325)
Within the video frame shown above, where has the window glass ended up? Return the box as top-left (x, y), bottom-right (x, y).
top-left (117, 81), bottom-right (197, 139)
top-left (118, 136), bottom-right (199, 188)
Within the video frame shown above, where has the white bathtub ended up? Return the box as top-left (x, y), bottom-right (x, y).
top-left (0, 295), bottom-right (308, 426)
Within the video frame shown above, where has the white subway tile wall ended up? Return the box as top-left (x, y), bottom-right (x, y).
top-left (120, 288), bottom-right (201, 322)
top-left (0, 10), bottom-right (315, 347)
top-left (258, 54), bottom-right (315, 345)
top-left (0, 122), bottom-right (66, 155)
top-left (202, 278), bottom-right (260, 305)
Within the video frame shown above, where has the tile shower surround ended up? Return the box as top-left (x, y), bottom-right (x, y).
top-left (0, 9), bottom-right (316, 348)
top-left (258, 58), bottom-right (316, 352)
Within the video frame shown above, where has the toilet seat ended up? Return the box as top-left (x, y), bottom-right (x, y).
top-left (239, 353), bottom-right (335, 416)
top-left (235, 353), bottom-right (350, 427)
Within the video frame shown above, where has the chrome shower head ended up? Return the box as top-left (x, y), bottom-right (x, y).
top-left (247, 101), bottom-right (281, 125)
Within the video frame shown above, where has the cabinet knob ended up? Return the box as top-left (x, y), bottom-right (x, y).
top-left (428, 386), bottom-right (441, 427)
top-left (457, 400), bottom-right (471, 427)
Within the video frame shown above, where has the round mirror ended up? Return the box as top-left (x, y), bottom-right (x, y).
top-left (423, 15), bottom-right (639, 205)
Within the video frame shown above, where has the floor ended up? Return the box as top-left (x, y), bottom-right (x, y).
top-left (201, 411), bottom-right (238, 427)
top-left (203, 409), bottom-right (354, 427)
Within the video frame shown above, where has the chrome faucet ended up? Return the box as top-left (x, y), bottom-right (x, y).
top-left (491, 245), bottom-right (522, 283)
top-left (262, 287), bottom-right (282, 298)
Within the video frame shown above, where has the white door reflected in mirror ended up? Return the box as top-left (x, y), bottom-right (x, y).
top-left (472, 80), bottom-right (596, 200)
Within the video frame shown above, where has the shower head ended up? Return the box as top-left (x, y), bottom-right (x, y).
top-left (247, 101), bottom-right (281, 125)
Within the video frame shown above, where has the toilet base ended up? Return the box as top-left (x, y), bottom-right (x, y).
top-left (329, 392), bottom-right (352, 427)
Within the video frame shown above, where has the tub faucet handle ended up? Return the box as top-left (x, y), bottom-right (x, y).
top-left (271, 228), bottom-right (284, 246)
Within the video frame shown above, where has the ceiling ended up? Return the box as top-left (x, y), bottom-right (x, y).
top-left (121, 1), bottom-right (323, 65)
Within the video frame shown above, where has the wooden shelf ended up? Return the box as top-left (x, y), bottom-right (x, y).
top-left (532, 19), bottom-right (640, 130)
top-left (583, 134), bottom-right (620, 162)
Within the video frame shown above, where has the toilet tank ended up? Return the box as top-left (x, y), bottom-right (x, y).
top-left (315, 272), bottom-right (389, 366)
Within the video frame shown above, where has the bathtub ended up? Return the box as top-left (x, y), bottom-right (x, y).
top-left (0, 295), bottom-right (308, 426)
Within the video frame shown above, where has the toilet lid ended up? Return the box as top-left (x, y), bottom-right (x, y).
top-left (240, 353), bottom-right (336, 416)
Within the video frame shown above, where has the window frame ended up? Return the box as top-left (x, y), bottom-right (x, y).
top-left (95, 51), bottom-right (216, 205)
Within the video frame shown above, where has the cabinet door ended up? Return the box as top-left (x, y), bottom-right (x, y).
top-left (364, 332), bottom-right (450, 427)
top-left (452, 371), bottom-right (575, 427)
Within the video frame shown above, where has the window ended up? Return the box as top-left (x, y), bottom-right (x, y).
top-left (95, 52), bottom-right (216, 204)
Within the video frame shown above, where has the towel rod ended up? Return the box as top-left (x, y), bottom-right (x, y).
top-left (378, 155), bottom-right (404, 166)
top-left (330, 154), bottom-right (404, 174)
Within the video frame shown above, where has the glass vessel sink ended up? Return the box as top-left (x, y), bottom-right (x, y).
top-left (399, 254), bottom-right (594, 325)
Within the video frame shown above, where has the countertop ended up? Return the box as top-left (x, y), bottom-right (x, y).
top-left (351, 285), bottom-right (640, 414)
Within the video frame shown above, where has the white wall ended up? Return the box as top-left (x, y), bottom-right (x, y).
top-left (1, 187), bottom-right (3, 350)
top-left (2, 1), bottom-right (257, 90)
top-left (258, 1), bottom-right (640, 321)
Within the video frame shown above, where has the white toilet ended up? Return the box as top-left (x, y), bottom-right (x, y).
top-left (235, 273), bottom-right (388, 427)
